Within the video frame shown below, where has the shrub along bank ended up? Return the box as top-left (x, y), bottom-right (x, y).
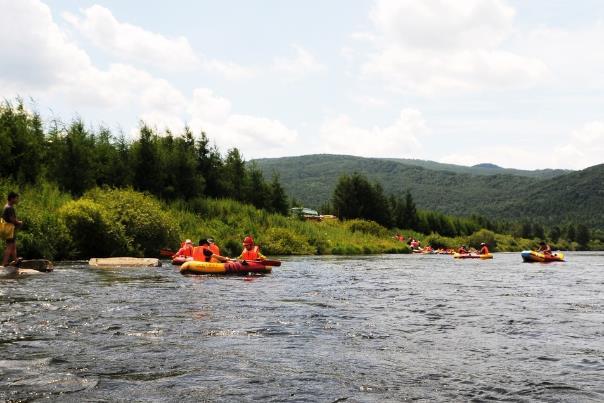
top-left (3, 182), bottom-right (598, 261)
top-left (3, 182), bottom-right (410, 260)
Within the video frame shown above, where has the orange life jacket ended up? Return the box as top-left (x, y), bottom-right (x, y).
top-left (177, 245), bottom-right (193, 257)
top-left (209, 244), bottom-right (220, 256)
top-left (192, 246), bottom-right (211, 262)
top-left (241, 245), bottom-right (260, 260)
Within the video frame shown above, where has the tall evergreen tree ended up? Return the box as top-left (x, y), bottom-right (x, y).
top-left (132, 125), bottom-right (163, 196)
top-left (576, 224), bottom-right (590, 248)
top-left (549, 226), bottom-right (562, 243)
top-left (402, 191), bottom-right (419, 230)
top-left (269, 174), bottom-right (289, 215)
top-left (566, 224), bottom-right (576, 242)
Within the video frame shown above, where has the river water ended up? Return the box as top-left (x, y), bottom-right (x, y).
top-left (1, 253), bottom-right (602, 402)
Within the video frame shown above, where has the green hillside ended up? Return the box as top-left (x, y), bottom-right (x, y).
top-left (501, 164), bottom-right (604, 228)
top-left (253, 154), bottom-right (604, 229)
top-left (386, 158), bottom-right (569, 178)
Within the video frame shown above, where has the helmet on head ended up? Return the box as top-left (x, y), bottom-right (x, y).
top-left (480, 242), bottom-right (486, 246)
top-left (185, 239), bottom-right (192, 244)
top-left (199, 239), bottom-right (210, 246)
top-left (243, 236), bottom-right (254, 245)
top-left (207, 238), bottom-right (215, 244)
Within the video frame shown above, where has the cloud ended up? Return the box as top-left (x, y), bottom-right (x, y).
top-left (351, 95), bottom-right (388, 109)
top-left (319, 109), bottom-right (426, 157)
top-left (356, 0), bottom-right (549, 95)
top-left (187, 88), bottom-right (298, 153)
top-left (370, 0), bottom-right (515, 50)
top-left (63, 5), bottom-right (200, 70)
top-left (0, 0), bottom-right (295, 158)
top-left (440, 121), bottom-right (604, 170)
top-left (512, 24), bottom-right (604, 89)
top-left (63, 4), bottom-right (253, 79)
top-left (555, 121), bottom-right (604, 169)
top-left (272, 45), bottom-right (326, 78)
top-left (0, 0), bottom-right (185, 113)
top-left (0, 0), bottom-right (91, 92)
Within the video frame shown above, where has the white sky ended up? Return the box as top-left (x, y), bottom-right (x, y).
top-left (1, 0), bottom-right (604, 169)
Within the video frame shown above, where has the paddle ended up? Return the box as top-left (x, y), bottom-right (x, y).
top-left (241, 259), bottom-right (282, 267)
top-left (160, 248), bottom-right (175, 257)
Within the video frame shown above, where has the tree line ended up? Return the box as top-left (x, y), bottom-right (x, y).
top-left (0, 100), bottom-right (289, 214)
top-left (328, 172), bottom-right (592, 246)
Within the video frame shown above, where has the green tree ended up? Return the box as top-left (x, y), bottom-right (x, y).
top-left (47, 120), bottom-right (96, 195)
top-left (132, 125), bottom-right (163, 196)
top-left (246, 165), bottom-right (269, 209)
top-left (195, 131), bottom-right (224, 197)
top-left (566, 224), bottom-right (576, 242)
top-left (533, 223), bottom-right (545, 240)
top-left (0, 100), bottom-right (45, 183)
top-left (549, 226), bottom-right (561, 243)
top-left (402, 191), bottom-right (419, 230)
top-left (269, 174), bottom-right (289, 215)
top-left (576, 224), bottom-right (590, 248)
top-left (223, 148), bottom-right (246, 199)
top-left (521, 221), bottom-right (533, 239)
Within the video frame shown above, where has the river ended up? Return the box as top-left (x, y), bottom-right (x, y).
top-left (1, 252), bottom-right (603, 402)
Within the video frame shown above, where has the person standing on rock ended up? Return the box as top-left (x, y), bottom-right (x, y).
top-left (1, 192), bottom-right (23, 267)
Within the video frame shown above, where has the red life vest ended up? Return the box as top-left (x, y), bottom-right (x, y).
top-left (241, 245), bottom-right (260, 260)
top-left (480, 246), bottom-right (489, 254)
top-left (209, 244), bottom-right (220, 256)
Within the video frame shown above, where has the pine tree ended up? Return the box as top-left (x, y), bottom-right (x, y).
top-left (576, 224), bottom-right (590, 248)
top-left (566, 224), bottom-right (576, 242)
top-left (269, 174), bottom-right (289, 215)
top-left (549, 226), bottom-right (561, 243)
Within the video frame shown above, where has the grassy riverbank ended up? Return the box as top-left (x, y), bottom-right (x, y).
top-left (3, 181), bottom-right (600, 260)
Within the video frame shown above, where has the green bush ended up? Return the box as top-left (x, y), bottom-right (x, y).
top-left (86, 188), bottom-right (180, 256)
top-left (18, 211), bottom-right (72, 260)
top-left (260, 227), bottom-right (315, 255)
top-left (468, 229), bottom-right (497, 250)
top-left (346, 219), bottom-right (388, 237)
top-left (59, 199), bottom-right (129, 258)
top-left (423, 233), bottom-right (455, 249)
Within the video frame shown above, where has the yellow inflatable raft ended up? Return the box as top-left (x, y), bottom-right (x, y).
top-left (180, 260), bottom-right (271, 275)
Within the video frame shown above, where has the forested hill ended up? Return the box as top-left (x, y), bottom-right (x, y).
top-left (502, 164), bottom-right (604, 228)
top-left (253, 154), bottom-right (604, 229)
top-left (386, 158), bottom-right (569, 178)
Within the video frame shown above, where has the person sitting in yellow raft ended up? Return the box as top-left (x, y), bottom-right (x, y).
top-left (458, 245), bottom-right (469, 254)
top-left (193, 239), bottom-right (228, 263)
top-left (239, 236), bottom-right (266, 261)
top-left (537, 241), bottom-right (552, 255)
top-left (479, 242), bottom-right (490, 255)
top-left (174, 239), bottom-right (194, 258)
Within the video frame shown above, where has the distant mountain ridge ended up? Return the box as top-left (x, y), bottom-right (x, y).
top-left (253, 154), bottom-right (603, 229)
top-left (473, 163), bottom-right (501, 169)
top-left (384, 157), bottom-right (569, 178)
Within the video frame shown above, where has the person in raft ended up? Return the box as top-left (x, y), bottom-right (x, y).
top-left (479, 242), bottom-right (489, 255)
top-left (174, 239), bottom-right (194, 258)
top-left (537, 241), bottom-right (552, 255)
top-left (207, 237), bottom-right (220, 256)
top-left (239, 236), bottom-right (266, 261)
top-left (1, 192), bottom-right (23, 267)
top-left (458, 245), bottom-right (469, 254)
top-left (193, 239), bottom-right (228, 263)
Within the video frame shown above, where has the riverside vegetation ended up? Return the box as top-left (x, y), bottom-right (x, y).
top-left (1, 99), bottom-right (600, 259)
